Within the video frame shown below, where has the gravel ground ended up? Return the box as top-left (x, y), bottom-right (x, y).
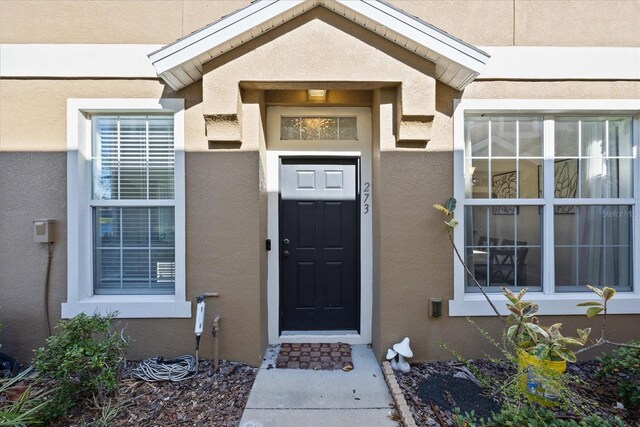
top-left (48, 359), bottom-right (258, 427)
top-left (395, 359), bottom-right (639, 426)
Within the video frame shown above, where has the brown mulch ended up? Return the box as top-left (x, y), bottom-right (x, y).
top-left (48, 359), bottom-right (257, 427)
top-left (275, 342), bottom-right (353, 370)
top-left (395, 359), bottom-right (639, 427)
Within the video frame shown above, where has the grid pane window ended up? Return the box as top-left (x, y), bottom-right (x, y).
top-left (465, 206), bottom-right (542, 291)
top-left (464, 114), bottom-right (635, 293)
top-left (554, 205), bottom-right (632, 291)
top-left (465, 116), bottom-right (543, 199)
top-left (554, 117), bottom-right (633, 199)
top-left (91, 115), bottom-right (175, 296)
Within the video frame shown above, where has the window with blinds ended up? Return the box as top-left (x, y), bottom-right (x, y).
top-left (91, 115), bottom-right (175, 295)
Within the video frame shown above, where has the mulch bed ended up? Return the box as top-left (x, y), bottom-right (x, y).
top-left (275, 342), bottom-right (353, 370)
top-left (395, 359), bottom-right (640, 426)
top-left (48, 359), bottom-right (257, 427)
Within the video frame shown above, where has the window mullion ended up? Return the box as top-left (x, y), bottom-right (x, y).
top-left (634, 115), bottom-right (640, 295)
top-left (119, 207), bottom-right (124, 293)
top-left (148, 208), bottom-right (152, 291)
top-left (117, 117), bottom-right (121, 200)
top-left (516, 118), bottom-right (520, 198)
top-left (543, 115), bottom-right (555, 295)
top-left (488, 119), bottom-right (492, 199)
top-left (146, 116), bottom-right (150, 200)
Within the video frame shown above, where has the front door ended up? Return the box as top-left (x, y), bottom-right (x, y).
top-left (279, 159), bottom-right (360, 331)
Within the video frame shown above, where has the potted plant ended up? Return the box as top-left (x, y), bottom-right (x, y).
top-left (433, 198), bottom-right (639, 406)
top-left (503, 288), bottom-right (590, 405)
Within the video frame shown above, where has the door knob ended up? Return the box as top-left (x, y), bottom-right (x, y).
top-left (283, 250), bottom-right (290, 257)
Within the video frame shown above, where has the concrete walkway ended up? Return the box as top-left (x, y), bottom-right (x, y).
top-left (239, 345), bottom-right (398, 427)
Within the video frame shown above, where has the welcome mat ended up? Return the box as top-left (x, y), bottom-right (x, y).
top-left (275, 343), bottom-right (353, 371)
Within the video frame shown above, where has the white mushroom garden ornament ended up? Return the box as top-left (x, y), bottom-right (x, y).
top-left (389, 337), bottom-right (413, 373)
top-left (385, 348), bottom-right (398, 370)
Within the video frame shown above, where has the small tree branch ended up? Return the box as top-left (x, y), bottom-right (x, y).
top-left (447, 227), bottom-right (506, 326)
top-left (574, 293), bottom-right (640, 355)
top-left (576, 338), bottom-right (640, 355)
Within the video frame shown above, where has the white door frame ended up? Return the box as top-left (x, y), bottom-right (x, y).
top-left (266, 107), bottom-right (372, 344)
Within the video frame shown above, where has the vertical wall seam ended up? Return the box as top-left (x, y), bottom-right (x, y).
top-left (513, 0), bottom-right (516, 46)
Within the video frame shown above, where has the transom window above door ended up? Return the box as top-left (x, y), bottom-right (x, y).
top-left (280, 116), bottom-right (357, 141)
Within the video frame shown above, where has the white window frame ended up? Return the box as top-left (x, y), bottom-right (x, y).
top-left (450, 99), bottom-right (640, 316)
top-left (63, 98), bottom-right (190, 318)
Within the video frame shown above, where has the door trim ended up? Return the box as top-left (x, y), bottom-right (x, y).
top-left (266, 107), bottom-right (372, 345)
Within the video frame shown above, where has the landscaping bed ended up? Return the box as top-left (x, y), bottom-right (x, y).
top-left (47, 359), bottom-right (257, 427)
top-left (395, 359), bottom-right (639, 427)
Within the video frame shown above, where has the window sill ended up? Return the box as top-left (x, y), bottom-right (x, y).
top-left (61, 295), bottom-right (192, 319)
top-left (448, 292), bottom-right (640, 317)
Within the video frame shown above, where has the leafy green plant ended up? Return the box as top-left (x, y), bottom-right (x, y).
top-left (599, 340), bottom-right (640, 409)
top-left (454, 404), bottom-right (627, 427)
top-left (504, 288), bottom-right (590, 362)
top-left (434, 197), bottom-right (638, 358)
top-left (33, 312), bottom-right (129, 421)
top-left (0, 367), bottom-right (53, 426)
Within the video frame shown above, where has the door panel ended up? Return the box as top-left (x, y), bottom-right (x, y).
top-left (280, 160), bottom-right (359, 331)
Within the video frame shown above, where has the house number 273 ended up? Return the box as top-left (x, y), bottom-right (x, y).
top-left (363, 182), bottom-right (371, 214)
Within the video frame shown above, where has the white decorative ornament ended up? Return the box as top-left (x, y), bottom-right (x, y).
top-left (388, 337), bottom-right (413, 374)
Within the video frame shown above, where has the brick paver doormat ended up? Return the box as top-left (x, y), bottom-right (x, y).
top-left (275, 343), bottom-right (353, 371)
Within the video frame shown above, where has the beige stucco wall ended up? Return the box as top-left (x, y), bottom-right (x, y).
top-left (375, 79), bottom-right (640, 361)
top-left (0, 152), bottom-right (67, 360)
top-left (0, 78), bottom-right (265, 365)
top-left (1, 0), bottom-right (638, 46)
top-left (1, 1), bottom-right (639, 366)
top-left (201, 8), bottom-right (436, 145)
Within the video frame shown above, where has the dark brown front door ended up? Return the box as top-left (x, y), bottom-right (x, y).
top-left (279, 159), bottom-right (360, 331)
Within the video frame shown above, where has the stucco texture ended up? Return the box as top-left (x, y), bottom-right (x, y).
top-left (201, 7), bottom-right (436, 144)
top-left (1, 0), bottom-right (639, 366)
top-left (0, 149), bottom-right (264, 365)
top-left (0, 152), bottom-right (67, 361)
top-left (2, 1), bottom-right (638, 46)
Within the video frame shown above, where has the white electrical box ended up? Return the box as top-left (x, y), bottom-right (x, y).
top-left (33, 219), bottom-right (55, 243)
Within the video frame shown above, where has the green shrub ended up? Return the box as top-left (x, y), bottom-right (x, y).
top-left (599, 340), bottom-right (640, 410)
top-left (454, 404), bottom-right (627, 427)
top-left (33, 312), bottom-right (129, 421)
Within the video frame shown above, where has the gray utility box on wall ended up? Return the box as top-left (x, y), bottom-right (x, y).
top-left (33, 219), bottom-right (55, 243)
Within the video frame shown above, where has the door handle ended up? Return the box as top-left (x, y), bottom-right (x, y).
top-left (283, 250), bottom-right (290, 257)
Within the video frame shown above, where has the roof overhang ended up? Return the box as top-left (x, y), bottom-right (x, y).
top-left (148, 0), bottom-right (490, 91)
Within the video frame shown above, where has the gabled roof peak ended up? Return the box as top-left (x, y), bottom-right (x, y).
top-left (148, 0), bottom-right (490, 91)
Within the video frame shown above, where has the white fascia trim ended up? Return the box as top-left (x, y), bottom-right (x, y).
top-left (4, 44), bottom-right (637, 82)
top-left (64, 97), bottom-right (190, 319)
top-left (478, 47), bottom-right (640, 80)
top-left (339, 0), bottom-right (488, 72)
top-left (451, 98), bottom-right (640, 317)
top-left (148, 0), bottom-right (489, 91)
top-left (148, 0), bottom-right (299, 72)
top-left (0, 44), bottom-right (162, 78)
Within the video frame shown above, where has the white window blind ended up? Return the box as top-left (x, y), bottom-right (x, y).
top-left (92, 116), bottom-right (175, 200)
top-left (91, 115), bottom-right (175, 295)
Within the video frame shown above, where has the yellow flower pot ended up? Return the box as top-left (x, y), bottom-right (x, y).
top-left (518, 350), bottom-right (567, 406)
